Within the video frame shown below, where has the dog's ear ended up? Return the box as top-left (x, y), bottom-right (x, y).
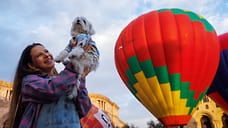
top-left (71, 21), bottom-right (75, 37)
top-left (89, 24), bottom-right (95, 35)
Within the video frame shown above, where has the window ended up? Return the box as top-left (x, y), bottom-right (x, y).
top-left (97, 100), bottom-right (101, 107)
top-left (216, 104), bottom-right (220, 108)
top-left (97, 100), bottom-right (106, 110)
top-left (201, 115), bottom-right (214, 128)
top-left (103, 102), bottom-right (106, 110)
top-left (203, 96), bottom-right (209, 102)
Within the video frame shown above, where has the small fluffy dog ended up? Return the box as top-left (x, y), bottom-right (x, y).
top-left (55, 16), bottom-right (99, 99)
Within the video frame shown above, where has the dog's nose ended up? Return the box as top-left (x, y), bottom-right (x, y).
top-left (77, 20), bottom-right (80, 23)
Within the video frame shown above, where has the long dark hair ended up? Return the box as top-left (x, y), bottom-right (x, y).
top-left (8, 43), bottom-right (44, 128)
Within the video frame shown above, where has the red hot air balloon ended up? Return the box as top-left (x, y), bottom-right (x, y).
top-left (207, 32), bottom-right (228, 111)
top-left (114, 8), bottom-right (220, 127)
top-left (80, 105), bottom-right (113, 128)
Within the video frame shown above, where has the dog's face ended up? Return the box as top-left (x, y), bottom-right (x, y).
top-left (71, 16), bottom-right (95, 37)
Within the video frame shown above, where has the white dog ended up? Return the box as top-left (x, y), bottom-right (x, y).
top-left (55, 16), bottom-right (99, 99)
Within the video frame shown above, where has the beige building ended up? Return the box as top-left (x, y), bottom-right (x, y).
top-left (0, 80), bottom-right (12, 101)
top-left (186, 95), bottom-right (228, 128)
top-left (0, 80), bottom-right (13, 127)
top-left (89, 93), bottom-right (126, 128)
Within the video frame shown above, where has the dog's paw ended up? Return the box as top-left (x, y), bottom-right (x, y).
top-left (55, 50), bottom-right (69, 63)
top-left (54, 56), bottom-right (62, 63)
top-left (62, 58), bottom-right (70, 65)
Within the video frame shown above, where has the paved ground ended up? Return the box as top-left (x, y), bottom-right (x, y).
top-left (0, 99), bottom-right (9, 107)
top-left (0, 99), bottom-right (10, 128)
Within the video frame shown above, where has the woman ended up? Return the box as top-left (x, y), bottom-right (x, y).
top-left (8, 43), bottom-right (91, 128)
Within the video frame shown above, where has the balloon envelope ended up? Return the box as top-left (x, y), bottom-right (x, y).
top-left (80, 105), bottom-right (112, 128)
top-left (115, 8), bottom-right (220, 126)
top-left (207, 32), bottom-right (228, 111)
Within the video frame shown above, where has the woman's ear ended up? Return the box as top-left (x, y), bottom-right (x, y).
top-left (28, 63), bottom-right (36, 70)
top-left (28, 63), bottom-right (40, 72)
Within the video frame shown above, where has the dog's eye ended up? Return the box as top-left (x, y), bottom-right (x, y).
top-left (83, 20), bottom-right (86, 24)
top-left (79, 43), bottom-right (83, 47)
top-left (90, 46), bottom-right (96, 52)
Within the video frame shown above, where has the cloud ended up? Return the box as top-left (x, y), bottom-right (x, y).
top-left (0, 0), bottom-right (228, 128)
top-left (207, 13), bottom-right (228, 35)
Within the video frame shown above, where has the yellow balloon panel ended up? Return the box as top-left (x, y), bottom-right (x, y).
top-left (133, 71), bottom-right (191, 118)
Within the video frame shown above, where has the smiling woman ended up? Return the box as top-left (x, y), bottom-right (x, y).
top-left (27, 45), bottom-right (55, 75)
top-left (7, 43), bottom-right (92, 128)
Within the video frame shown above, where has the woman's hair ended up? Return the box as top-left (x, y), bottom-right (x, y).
top-left (8, 43), bottom-right (44, 128)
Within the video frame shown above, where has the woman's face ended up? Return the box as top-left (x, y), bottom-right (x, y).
top-left (28, 45), bottom-right (55, 74)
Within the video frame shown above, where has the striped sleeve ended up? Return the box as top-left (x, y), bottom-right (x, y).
top-left (22, 69), bottom-right (78, 104)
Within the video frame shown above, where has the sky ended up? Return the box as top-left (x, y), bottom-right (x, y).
top-left (0, 0), bottom-right (228, 127)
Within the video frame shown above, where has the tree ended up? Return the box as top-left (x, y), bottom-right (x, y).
top-left (123, 123), bottom-right (138, 128)
top-left (147, 120), bottom-right (165, 128)
top-left (123, 124), bottom-right (129, 128)
top-left (147, 120), bottom-right (156, 128)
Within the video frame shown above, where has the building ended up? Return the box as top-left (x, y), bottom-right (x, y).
top-left (186, 95), bottom-right (228, 128)
top-left (0, 80), bottom-right (12, 127)
top-left (89, 93), bottom-right (126, 128)
top-left (0, 80), bottom-right (12, 101)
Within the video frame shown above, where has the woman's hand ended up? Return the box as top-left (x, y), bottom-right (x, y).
top-left (81, 67), bottom-right (91, 78)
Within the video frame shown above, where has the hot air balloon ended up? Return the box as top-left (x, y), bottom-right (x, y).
top-left (207, 32), bottom-right (228, 111)
top-left (114, 8), bottom-right (220, 127)
top-left (80, 105), bottom-right (113, 128)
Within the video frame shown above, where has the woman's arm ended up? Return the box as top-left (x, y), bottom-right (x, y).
top-left (21, 65), bottom-right (78, 104)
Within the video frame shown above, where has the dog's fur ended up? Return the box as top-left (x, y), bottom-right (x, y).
top-left (55, 16), bottom-right (99, 99)
top-left (71, 16), bottom-right (95, 37)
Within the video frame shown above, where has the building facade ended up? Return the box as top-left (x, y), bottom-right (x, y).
top-left (0, 80), bottom-right (12, 127)
top-left (0, 80), bottom-right (12, 101)
top-left (186, 95), bottom-right (228, 128)
top-left (89, 93), bottom-right (126, 128)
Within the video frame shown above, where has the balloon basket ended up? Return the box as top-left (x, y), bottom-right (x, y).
top-left (159, 115), bottom-right (192, 127)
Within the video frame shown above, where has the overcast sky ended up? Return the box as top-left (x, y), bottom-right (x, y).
top-left (0, 0), bottom-right (228, 127)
